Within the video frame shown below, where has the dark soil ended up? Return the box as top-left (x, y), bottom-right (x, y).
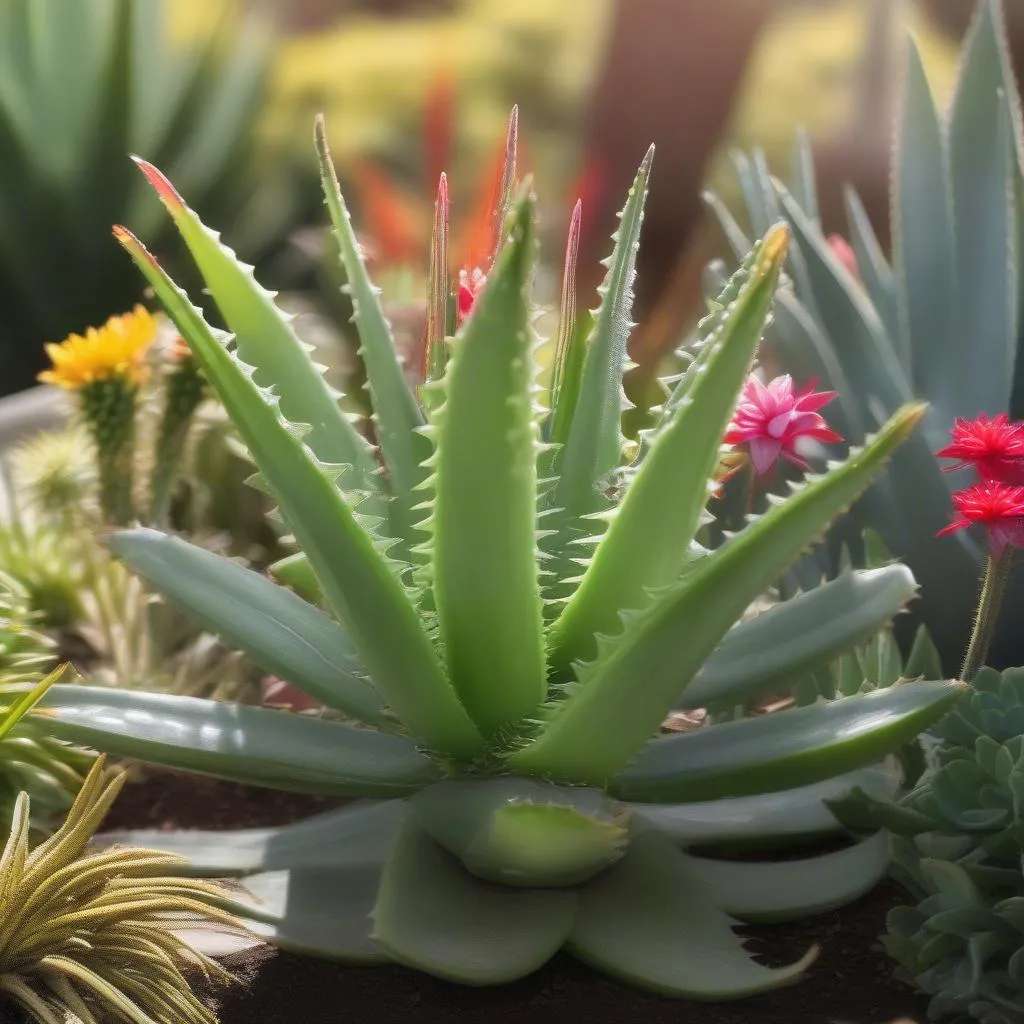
top-left (105, 770), bottom-right (932, 1024)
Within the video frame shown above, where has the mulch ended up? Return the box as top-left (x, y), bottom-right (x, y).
top-left (101, 770), bottom-right (932, 1024)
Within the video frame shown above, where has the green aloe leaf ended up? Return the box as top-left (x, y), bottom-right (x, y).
top-left (115, 226), bottom-right (482, 759)
top-left (631, 764), bottom-right (902, 845)
top-left (946, 0), bottom-right (1020, 417)
top-left (791, 130), bottom-right (819, 222)
top-left (609, 680), bottom-right (964, 803)
top-left (268, 551), bottom-right (324, 606)
top-left (131, 158), bottom-right (377, 483)
top-left (315, 115), bottom-right (428, 505)
top-left (843, 186), bottom-right (900, 353)
top-left (568, 826), bottom-right (817, 998)
top-left (548, 224), bottom-right (788, 671)
top-left (682, 829), bottom-right (888, 923)
top-left (679, 564), bottom-right (918, 710)
top-left (549, 148), bottom-right (653, 522)
top-left (97, 801), bottom-right (405, 878)
top-left (429, 196), bottom-right (546, 734)
top-left (371, 819), bottom-right (576, 985)
top-left (224, 866), bottom-right (390, 962)
top-left (108, 528), bottom-right (384, 725)
top-left (28, 685), bottom-right (441, 796)
top-left (778, 185), bottom-right (911, 414)
top-left (547, 200), bottom-right (584, 445)
top-left (422, 171), bottom-right (450, 390)
top-left (410, 778), bottom-right (627, 887)
top-left (510, 404), bottom-right (928, 783)
top-left (894, 38), bottom-right (958, 411)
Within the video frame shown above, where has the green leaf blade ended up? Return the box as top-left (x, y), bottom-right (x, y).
top-left (568, 827), bottom-right (817, 998)
top-left (314, 116), bottom-right (428, 502)
top-left (29, 685), bottom-right (441, 797)
top-left (894, 39), bottom-right (958, 410)
top-left (509, 404), bottom-right (928, 783)
top-left (430, 197), bottom-right (546, 734)
top-left (680, 563), bottom-right (919, 710)
top-left (548, 224), bottom-right (788, 672)
top-left (371, 819), bottom-right (576, 985)
top-left (107, 527), bottom-right (384, 725)
top-left (551, 147), bottom-right (653, 521)
top-left (610, 680), bottom-right (964, 803)
top-left (131, 157), bottom-right (377, 483)
top-left (115, 226), bottom-right (483, 759)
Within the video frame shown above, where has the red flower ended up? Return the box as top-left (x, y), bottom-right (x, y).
top-left (457, 267), bottom-right (486, 324)
top-left (935, 412), bottom-right (1024, 485)
top-left (724, 374), bottom-right (842, 476)
top-left (828, 234), bottom-right (859, 281)
top-left (937, 481), bottom-right (1024, 556)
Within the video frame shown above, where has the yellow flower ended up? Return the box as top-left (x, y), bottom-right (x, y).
top-left (38, 304), bottom-right (158, 389)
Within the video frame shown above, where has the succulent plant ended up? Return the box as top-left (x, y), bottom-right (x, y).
top-left (0, 0), bottom-right (294, 396)
top-left (0, 741), bottom-right (244, 1024)
top-left (831, 667), bottom-right (1024, 1024)
top-left (13, 118), bottom-right (965, 997)
top-left (0, 598), bottom-right (92, 838)
top-left (705, 0), bottom-right (1024, 671)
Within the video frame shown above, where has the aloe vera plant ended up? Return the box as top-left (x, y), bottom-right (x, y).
top-left (0, 0), bottom-right (291, 395)
top-left (14, 118), bottom-right (965, 997)
top-left (705, 0), bottom-right (1024, 671)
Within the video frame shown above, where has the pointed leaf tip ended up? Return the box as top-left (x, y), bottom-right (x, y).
top-left (112, 224), bottom-right (159, 268)
top-left (132, 156), bottom-right (184, 208)
top-left (761, 222), bottom-right (790, 265)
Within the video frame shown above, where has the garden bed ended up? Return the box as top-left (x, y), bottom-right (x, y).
top-left (103, 771), bottom-right (930, 1024)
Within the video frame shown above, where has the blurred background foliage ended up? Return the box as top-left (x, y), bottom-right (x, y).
top-left (0, 0), bottom-right (981, 398)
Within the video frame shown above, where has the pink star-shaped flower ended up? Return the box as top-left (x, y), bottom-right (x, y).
top-left (724, 374), bottom-right (842, 476)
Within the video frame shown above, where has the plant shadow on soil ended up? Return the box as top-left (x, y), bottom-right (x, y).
top-left (102, 771), bottom-right (932, 1024)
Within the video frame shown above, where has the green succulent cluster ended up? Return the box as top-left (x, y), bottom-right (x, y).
top-left (833, 669), bottom-right (1024, 1023)
top-left (8, 115), bottom-right (965, 997)
top-left (707, 0), bottom-right (1024, 671)
top-left (0, 0), bottom-right (295, 396)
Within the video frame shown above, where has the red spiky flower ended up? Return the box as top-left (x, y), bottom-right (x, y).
top-left (724, 374), bottom-right (842, 476)
top-left (937, 480), bottom-right (1024, 556)
top-left (935, 412), bottom-right (1024, 485)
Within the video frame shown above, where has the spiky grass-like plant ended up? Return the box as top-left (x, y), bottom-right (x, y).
top-left (0, 751), bottom-right (243, 1024)
top-left (15, 116), bottom-right (965, 997)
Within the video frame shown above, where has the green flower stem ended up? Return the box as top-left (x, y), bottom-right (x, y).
top-left (80, 377), bottom-right (138, 526)
top-left (150, 358), bottom-right (206, 525)
top-left (961, 550), bottom-right (1014, 683)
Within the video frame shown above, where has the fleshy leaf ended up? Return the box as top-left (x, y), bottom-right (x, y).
top-left (568, 826), bottom-right (816, 998)
top-left (130, 158), bottom-right (377, 484)
top-left (549, 147), bottom-right (653, 522)
top-left (410, 778), bottom-right (627, 887)
top-left (610, 681), bottom-right (964, 803)
top-left (430, 196), bottom-right (546, 733)
top-left (510, 404), bottom-right (928, 783)
top-left (108, 528), bottom-right (384, 725)
top-left (548, 224), bottom-right (788, 671)
top-left (115, 225), bottom-right (482, 759)
top-left (546, 199), bottom-right (583, 445)
top-left (315, 115), bottom-right (429, 506)
top-left (680, 564), bottom-right (919, 710)
top-left (371, 819), bottom-right (576, 985)
top-left (682, 830), bottom-right (888, 923)
top-left (28, 685), bottom-right (441, 796)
